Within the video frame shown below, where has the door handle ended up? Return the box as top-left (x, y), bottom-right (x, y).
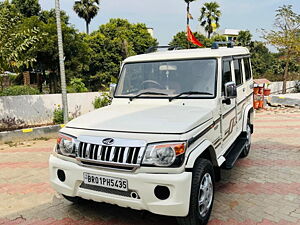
top-left (243, 88), bottom-right (246, 92)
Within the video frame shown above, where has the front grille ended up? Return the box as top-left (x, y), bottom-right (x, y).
top-left (75, 136), bottom-right (146, 170)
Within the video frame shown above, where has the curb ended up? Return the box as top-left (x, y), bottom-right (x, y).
top-left (0, 125), bottom-right (64, 144)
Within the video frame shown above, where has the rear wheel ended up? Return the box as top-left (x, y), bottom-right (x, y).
top-left (177, 158), bottom-right (215, 225)
top-left (240, 120), bottom-right (252, 158)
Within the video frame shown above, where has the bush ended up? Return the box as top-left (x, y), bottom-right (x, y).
top-left (53, 106), bottom-right (64, 124)
top-left (0, 85), bottom-right (40, 96)
top-left (93, 93), bottom-right (111, 109)
top-left (67, 78), bottom-right (88, 93)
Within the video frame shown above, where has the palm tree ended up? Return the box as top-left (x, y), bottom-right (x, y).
top-left (73, 0), bottom-right (100, 34)
top-left (199, 2), bottom-right (221, 38)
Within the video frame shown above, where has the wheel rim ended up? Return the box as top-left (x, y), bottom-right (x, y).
top-left (244, 124), bottom-right (252, 153)
top-left (198, 173), bottom-right (213, 217)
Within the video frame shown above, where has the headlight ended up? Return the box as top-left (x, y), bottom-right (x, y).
top-left (142, 142), bottom-right (186, 167)
top-left (56, 133), bottom-right (77, 157)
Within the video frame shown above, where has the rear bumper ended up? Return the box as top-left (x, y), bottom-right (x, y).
top-left (49, 155), bottom-right (192, 217)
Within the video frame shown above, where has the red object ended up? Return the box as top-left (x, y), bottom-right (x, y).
top-left (187, 26), bottom-right (204, 47)
top-left (264, 89), bottom-right (271, 96)
top-left (258, 87), bottom-right (264, 94)
top-left (254, 100), bottom-right (260, 109)
top-left (254, 87), bottom-right (259, 95)
top-left (259, 100), bottom-right (264, 108)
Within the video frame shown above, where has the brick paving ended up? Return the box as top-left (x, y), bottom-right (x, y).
top-left (0, 108), bottom-right (299, 225)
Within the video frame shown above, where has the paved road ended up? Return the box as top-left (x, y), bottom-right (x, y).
top-left (0, 108), bottom-right (300, 225)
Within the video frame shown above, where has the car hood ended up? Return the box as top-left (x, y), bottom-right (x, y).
top-left (66, 104), bottom-right (213, 134)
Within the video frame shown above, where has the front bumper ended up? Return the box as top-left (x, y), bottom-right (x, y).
top-left (49, 155), bottom-right (192, 217)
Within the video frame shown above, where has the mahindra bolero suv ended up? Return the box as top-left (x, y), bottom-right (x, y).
top-left (49, 44), bottom-right (254, 225)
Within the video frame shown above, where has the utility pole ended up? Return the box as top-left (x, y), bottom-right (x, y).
top-left (187, 2), bottom-right (190, 49)
top-left (55, 0), bottom-right (69, 123)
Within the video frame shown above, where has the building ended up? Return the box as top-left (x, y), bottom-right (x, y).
top-left (218, 29), bottom-right (241, 42)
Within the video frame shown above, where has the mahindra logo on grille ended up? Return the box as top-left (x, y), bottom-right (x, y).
top-left (102, 138), bottom-right (114, 145)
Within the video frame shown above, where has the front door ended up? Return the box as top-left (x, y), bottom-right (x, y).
top-left (221, 58), bottom-right (237, 153)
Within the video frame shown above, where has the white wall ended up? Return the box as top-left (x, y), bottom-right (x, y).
top-left (0, 92), bottom-right (102, 129)
top-left (269, 81), bottom-right (297, 94)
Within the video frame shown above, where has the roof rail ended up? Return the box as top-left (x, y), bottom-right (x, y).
top-left (211, 41), bottom-right (235, 49)
top-left (145, 46), bottom-right (182, 53)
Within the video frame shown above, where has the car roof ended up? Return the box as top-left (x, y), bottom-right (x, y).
top-left (124, 47), bottom-right (250, 63)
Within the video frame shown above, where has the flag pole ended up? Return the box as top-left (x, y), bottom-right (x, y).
top-left (187, 2), bottom-right (190, 49)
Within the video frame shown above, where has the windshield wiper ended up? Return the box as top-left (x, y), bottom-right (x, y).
top-left (129, 92), bottom-right (168, 101)
top-left (169, 91), bottom-right (213, 102)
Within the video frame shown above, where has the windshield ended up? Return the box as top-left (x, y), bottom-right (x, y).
top-left (115, 59), bottom-right (217, 98)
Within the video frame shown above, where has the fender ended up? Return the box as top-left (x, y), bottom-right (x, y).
top-left (242, 105), bottom-right (254, 132)
top-left (185, 139), bottom-right (218, 168)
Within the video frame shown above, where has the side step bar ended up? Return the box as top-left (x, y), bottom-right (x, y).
top-left (222, 137), bottom-right (247, 169)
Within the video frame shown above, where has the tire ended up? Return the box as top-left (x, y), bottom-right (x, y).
top-left (62, 194), bottom-right (81, 203)
top-left (240, 120), bottom-right (252, 158)
top-left (177, 159), bottom-right (215, 225)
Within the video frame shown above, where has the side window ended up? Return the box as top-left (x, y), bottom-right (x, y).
top-left (233, 59), bottom-right (243, 86)
top-left (244, 58), bottom-right (252, 81)
top-left (222, 60), bottom-right (232, 93)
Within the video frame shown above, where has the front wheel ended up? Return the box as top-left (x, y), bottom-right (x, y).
top-left (177, 159), bottom-right (215, 225)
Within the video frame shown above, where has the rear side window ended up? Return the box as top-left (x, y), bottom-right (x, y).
top-left (233, 59), bottom-right (243, 86)
top-left (244, 58), bottom-right (252, 81)
top-left (222, 60), bottom-right (232, 92)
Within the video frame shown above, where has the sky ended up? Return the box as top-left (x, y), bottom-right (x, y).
top-left (40, 0), bottom-right (300, 45)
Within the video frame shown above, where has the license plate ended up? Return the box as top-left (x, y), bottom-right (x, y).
top-left (83, 173), bottom-right (128, 191)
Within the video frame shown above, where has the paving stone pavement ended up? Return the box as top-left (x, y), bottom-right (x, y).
top-left (0, 108), bottom-right (299, 225)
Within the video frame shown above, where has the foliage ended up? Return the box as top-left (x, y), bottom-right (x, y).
top-left (199, 2), bottom-right (221, 38)
top-left (261, 5), bottom-right (300, 93)
top-left (11, 0), bottom-right (41, 17)
top-left (86, 18), bottom-right (158, 90)
top-left (169, 31), bottom-right (226, 48)
top-left (53, 106), bottom-right (64, 124)
top-left (20, 11), bottom-right (90, 93)
top-left (67, 78), bottom-right (88, 93)
top-left (73, 0), bottom-right (100, 34)
top-left (0, 85), bottom-right (40, 96)
top-left (237, 30), bottom-right (252, 47)
top-left (93, 93), bottom-right (111, 109)
top-left (0, 2), bottom-right (42, 73)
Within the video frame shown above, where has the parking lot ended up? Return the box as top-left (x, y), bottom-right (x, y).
top-left (0, 108), bottom-right (299, 225)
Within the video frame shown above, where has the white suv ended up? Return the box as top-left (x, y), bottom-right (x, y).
top-left (49, 44), bottom-right (254, 225)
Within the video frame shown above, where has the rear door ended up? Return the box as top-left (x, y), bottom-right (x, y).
top-left (233, 57), bottom-right (246, 133)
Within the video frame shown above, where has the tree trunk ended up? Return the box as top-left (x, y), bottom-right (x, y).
top-left (86, 21), bottom-right (89, 35)
top-left (282, 59), bottom-right (290, 94)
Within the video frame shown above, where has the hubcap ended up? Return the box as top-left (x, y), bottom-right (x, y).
top-left (245, 124), bottom-right (252, 152)
top-left (198, 173), bottom-right (213, 217)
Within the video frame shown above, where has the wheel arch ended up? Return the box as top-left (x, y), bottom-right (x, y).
top-left (185, 140), bottom-right (218, 169)
top-left (242, 105), bottom-right (254, 133)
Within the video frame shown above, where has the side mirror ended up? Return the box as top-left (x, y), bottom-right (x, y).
top-left (109, 83), bottom-right (116, 98)
top-left (224, 81), bottom-right (237, 99)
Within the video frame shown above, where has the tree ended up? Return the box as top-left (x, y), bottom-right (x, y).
top-left (11, 0), bottom-right (41, 17)
top-left (73, 0), bottom-right (100, 34)
top-left (86, 19), bottom-right (158, 90)
top-left (20, 11), bottom-right (90, 93)
top-left (262, 5), bottom-right (300, 93)
top-left (237, 30), bottom-right (252, 47)
top-left (0, 2), bottom-right (42, 73)
top-left (199, 2), bottom-right (221, 38)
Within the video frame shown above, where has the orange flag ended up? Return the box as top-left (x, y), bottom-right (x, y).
top-left (187, 26), bottom-right (204, 47)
